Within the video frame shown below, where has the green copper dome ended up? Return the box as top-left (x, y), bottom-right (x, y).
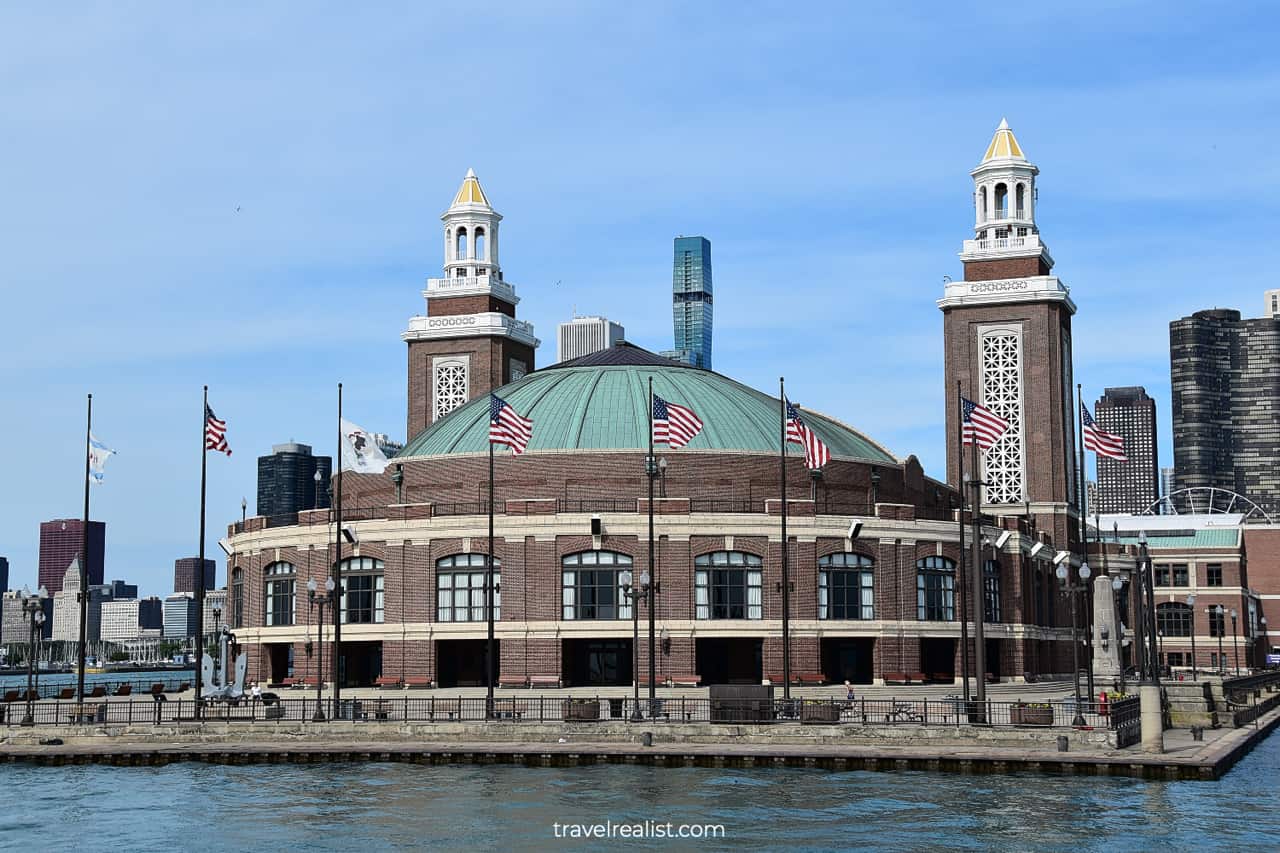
top-left (399, 345), bottom-right (896, 462)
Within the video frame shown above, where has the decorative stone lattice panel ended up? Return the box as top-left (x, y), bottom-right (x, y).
top-left (980, 329), bottom-right (1025, 504)
top-left (434, 359), bottom-right (468, 422)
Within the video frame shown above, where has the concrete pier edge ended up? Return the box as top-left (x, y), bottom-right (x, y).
top-left (3, 706), bottom-right (1277, 781)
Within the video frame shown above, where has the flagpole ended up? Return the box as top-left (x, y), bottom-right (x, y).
top-left (646, 376), bottom-right (657, 711)
top-left (779, 378), bottom-right (791, 702)
top-left (195, 386), bottom-right (207, 716)
top-left (956, 381), bottom-right (970, 705)
top-left (486, 394), bottom-right (496, 720)
top-left (75, 393), bottom-right (92, 708)
top-left (334, 382), bottom-right (343, 717)
top-left (1076, 384), bottom-right (1095, 701)
top-left (970, 433), bottom-right (987, 715)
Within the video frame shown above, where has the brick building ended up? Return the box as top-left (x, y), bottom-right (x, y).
top-left (220, 154), bottom-right (1101, 689)
top-left (38, 519), bottom-right (105, 594)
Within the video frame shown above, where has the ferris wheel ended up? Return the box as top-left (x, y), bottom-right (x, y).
top-left (1143, 487), bottom-right (1274, 524)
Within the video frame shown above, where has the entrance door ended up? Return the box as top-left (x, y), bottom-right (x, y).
top-left (821, 638), bottom-right (874, 684)
top-left (338, 641), bottom-right (382, 688)
top-left (919, 638), bottom-right (956, 681)
top-left (563, 639), bottom-right (632, 687)
top-left (266, 643), bottom-right (292, 685)
top-left (985, 638), bottom-right (1001, 682)
top-left (695, 638), bottom-right (763, 685)
top-left (437, 639), bottom-right (494, 688)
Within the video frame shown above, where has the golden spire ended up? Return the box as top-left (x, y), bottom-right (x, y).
top-left (452, 168), bottom-right (490, 207)
top-left (981, 118), bottom-right (1026, 162)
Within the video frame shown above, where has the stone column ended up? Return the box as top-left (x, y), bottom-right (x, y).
top-left (1140, 684), bottom-right (1164, 753)
top-left (1091, 575), bottom-right (1122, 687)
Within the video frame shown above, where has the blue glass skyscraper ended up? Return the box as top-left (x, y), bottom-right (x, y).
top-left (661, 236), bottom-right (713, 369)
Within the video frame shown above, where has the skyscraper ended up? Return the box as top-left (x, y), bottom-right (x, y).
top-left (1266, 288), bottom-right (1280, 320)
top-left (1170, 305), bottom-right (1280, 515)
top-left (174, 557), bottom-right (216, 595)
top-left (0, 556), bottom-right (8, 592)
top-left (557, 316), bottom-right (625, 363)
top-left (38, 519), bottom-right (105, 594)
top-left (257, 441), bottom-right (333, 516)
top-left (660, 236), bottom-right (713, 369)
top-left (1093, 387), bottom-right (1159, 514)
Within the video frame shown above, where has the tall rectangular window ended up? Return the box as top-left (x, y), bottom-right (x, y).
top-left (437, 565), bottom-right (500, 622)
top-left (916, 557), bottom-right (956, 621)
top-left (819, 554), bottom-right (874, 620)
top-left (562, 551), bottom-right (633, 620)
top-left (1207, 564), bottom-right (1223, 587)
top-left (694, 552), bottom-right (762, 620)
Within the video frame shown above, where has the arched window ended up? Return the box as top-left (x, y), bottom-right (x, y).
top-left (340, 557), bottom-right (384, 624)
top-left (978, 186), bottom-right (988, 220)
top-left (263, 561), bottom-right (296, 627)
top-left (1157, 602), bottom-right (1193, 637)
top-left (474, 227), bottom-right (486, 261)
top-left (984, 560), bottom-right (1001, 623)
top-left (445, 228), bottom-right (452, 259)
top-left (1015, 183), bottom-right (1026, 218)
top-left (562, 551), bottom-right (633, 620)
top-left (994, 183), bottom-right (1008, 218)
top-left (818, 553), bottom-right (873, 620)
top-left (455, 227), bottom-right (468, 260)
top-left (437, 554), bottom-right (499, 622)
top-left (695, 551), bottom-right (762, 620)
top-left (231, 568), bottom-right (244, 629)
top-left (916, 556), bottom-right (956, 621)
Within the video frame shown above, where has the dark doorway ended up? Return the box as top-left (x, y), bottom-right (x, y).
top-left (919, 638), bottom-right (956, 682)
top-left (437, 639), bottom-right (495, 688)
top-left (985, 638), bottom-right (1001, 682)
top-left (265, 643), bottom-right (292, 686)
top-left (337, 641), bottom-right (381, 688)
top-left (563, 639), bottom-right (632, 687)
top-left (695, 638), bottom-right (763, 685)
top-left (821, 638), bottom-right (874, 684)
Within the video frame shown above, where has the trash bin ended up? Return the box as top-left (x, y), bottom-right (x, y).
top-left (608, 698), bottom-right (624, 719)
top-left (336, 699), bottom-right (365, 721)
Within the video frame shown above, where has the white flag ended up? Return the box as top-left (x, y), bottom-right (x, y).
top-left (89, 433), bottom-right (117, 485)
top-left (340, 418), bottom-right (391, 474)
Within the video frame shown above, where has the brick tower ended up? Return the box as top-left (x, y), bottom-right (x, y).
top-left (404, 170), bottom-right (540, 440)
top-left (938, 120), bottom-right (1080, 542)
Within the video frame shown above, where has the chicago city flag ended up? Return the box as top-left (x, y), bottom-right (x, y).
top-left (340, 418), bottom-right (392, 473)
top-left (88, 433), bottom-right (116, 485)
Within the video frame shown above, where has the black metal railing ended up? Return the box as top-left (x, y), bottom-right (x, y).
top-left (1, 695), bottom-right (1138, 730)
top-left (556, 499), bottom-right (638, 514)
top-left (0, 674), bottom-right (195, 705)
top-left (433, 501), bottom-right (505, 517)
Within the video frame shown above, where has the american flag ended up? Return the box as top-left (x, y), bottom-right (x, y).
top-left (205, 404), bottom-right (231, 456)
top-left (652, 394), bottom-right (704, 449)
top-left (1082, 403), bottom-right (1127, 460)
top-left (785, 399), bottom-right (830, 470)
top-left (961, 396), bottom-right (1009, 451)
top-left (489, 394), bottom-right (533, 455)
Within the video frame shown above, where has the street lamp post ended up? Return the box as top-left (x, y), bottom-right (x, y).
top-left (1261, 617), bottom-right (1269, 669)
top-left (1212, 604), bottom-right (1225, 675)
top-left (307, 577), bottom-right (336, 722)
top-left (1056, 561), bottom-right (1092, 726)
top-left (620, 569), bottom-right (650, 720)
top-left (1157, 630), bottom-right (1165, 677)
top-left (19, 586), bottom-right (48, 727)
top-left (1230, 609), bottom-right (1240, 675)
top-left (657, 456), bottom-right (667, 498)
top-left (241, 497), bottom-right (247, 526)
top-left (1186, 593), bottom-right (1198, 680)
top-left (314, 469), bottom-right (324, 509)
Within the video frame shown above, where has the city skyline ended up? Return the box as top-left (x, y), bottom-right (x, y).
top-left (3, 4), bottom-right (1279, 595)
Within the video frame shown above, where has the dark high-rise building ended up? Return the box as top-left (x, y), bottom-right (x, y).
top-left (0, 556), bottom-right (8, 592)
top-left (659, 236), bottom-right (713, 369)
top-left (106, 579), bottom-right (138, 600)
top-left (138, 596), bottom-right (164, 631)
top-left (257, 442), bottom-right (332, 517)
top-left (38, 519), bottom-right (105, 594)
top-left (174, 557), bottom-right (216, 595)
top-left (1171, 306), bottom-right (1280, 515)
top-left (1094, 387), bottom-right (1159, 514)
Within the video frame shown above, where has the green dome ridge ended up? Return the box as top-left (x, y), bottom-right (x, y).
top-left (398, 351), bottom-right (897, 463)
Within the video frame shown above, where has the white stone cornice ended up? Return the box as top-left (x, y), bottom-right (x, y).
top-left (402, 311), bottom-right (540, 348)
top-left (937, 275), bottom-right (1076, 314)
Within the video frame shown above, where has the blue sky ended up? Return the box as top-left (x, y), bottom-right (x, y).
top-left (2, 2), bottom-right (1278, 598)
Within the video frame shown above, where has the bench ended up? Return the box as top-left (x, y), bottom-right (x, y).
top-left (1, 690), bottom-right (17, 703)
top-left (668, 674), bottom-right (701, 687)
top-left (498, 675), bottom-right (528, 689)
top-left (89, 686), bottom-right (107, 698)
top-left (766, 672), bottom-right (825, 686)
top-left (910, 672), bottom-right (929, 685)
top-left (281, 677), bottom-right (299, 689)
top-left (59, 687), bottom-right (77, 700)
top-left (375, 676), bottom-right (403, 689)
top-left (114, 684), bottom-right (132, 697)
top-left (882, 672), bottom-right (909, 685)
top-left (405, 677), bottom-right (433, 689)
top-left (175, 682), bottom-right (190, 693)
top-left (529, 675), bottom-right (561, 689)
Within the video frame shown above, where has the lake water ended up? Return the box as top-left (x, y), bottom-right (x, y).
top-left (1, 731), bottom-right (1277, 851)
top-left (0, 670), bottom-right (193, 691)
